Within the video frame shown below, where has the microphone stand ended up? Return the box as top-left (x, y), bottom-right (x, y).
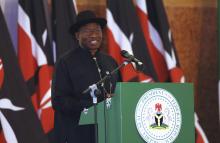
top-left (83, 60), bottom-right (129, 94)
top-left (88, 84), bottom-right (99, 143)
top-left (82, 60), bottom-right (129, 143)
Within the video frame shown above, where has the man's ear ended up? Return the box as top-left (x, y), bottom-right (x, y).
top-left (75, 32), bottom-right (79, 40)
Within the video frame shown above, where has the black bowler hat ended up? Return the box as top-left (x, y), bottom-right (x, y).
top-left (69, 10), bottom-right (107, 34)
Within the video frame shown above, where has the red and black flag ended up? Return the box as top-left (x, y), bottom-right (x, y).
top-left (106, 0), bottom-right (156, 82)
top-left (18, 0), bottom-right (54, 140)
top-left (0, 129), bottom-right (6, 143)
top-left (52, 0), bottom-right (78, 59)
top-left (134, 0), bottom-right (184, 82)
top-left (0, 7), bottom-right (49, 143)
top-left (195, 113), bottom-right (209, 143)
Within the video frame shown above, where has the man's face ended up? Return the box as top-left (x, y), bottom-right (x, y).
top-left (76, 23), bottom-right (103, 54)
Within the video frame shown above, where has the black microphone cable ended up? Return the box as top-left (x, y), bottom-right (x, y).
top-left (93, 57), bottom-right (108, 143)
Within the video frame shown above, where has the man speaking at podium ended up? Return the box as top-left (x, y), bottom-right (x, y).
top-left (51, 10), bottom-right (121, 143)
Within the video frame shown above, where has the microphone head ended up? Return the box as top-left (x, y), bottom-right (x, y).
top-left (120, 50), bottom-right (130, 58)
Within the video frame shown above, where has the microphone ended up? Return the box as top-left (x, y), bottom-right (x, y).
top-left (120, 50), bottom-right (143, 66)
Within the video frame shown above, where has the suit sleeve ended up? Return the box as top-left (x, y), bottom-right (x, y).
top-left (51, 59), bottom-right (92, 115)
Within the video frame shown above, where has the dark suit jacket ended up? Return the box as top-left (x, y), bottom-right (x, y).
top-left (51, 47), bottom-right (121, 143)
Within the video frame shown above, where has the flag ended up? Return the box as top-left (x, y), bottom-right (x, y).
top-left (52, 0), bottom-right (78, 60)
top-left (18, 0), bottom-right (54, 140)
top-left (0, 125), bottom-right (6, 143)
top-left (135, 0), bottom-right (168, 82)
top-left (107, 0), bottom-right (157, 82)
top-left (134, 0), bottom-right (184, 82)
top-left (0, 7), bottom-right (49, 143)
top-left (195, 113), bottom-right (209, 143)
